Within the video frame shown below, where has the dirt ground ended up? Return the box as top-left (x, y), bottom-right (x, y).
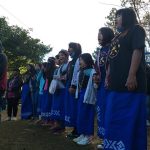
top-left (0, 109), bottom-right (150, 150)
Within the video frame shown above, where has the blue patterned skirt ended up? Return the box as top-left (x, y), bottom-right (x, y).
top-left (96, 81), bottom-right (108, 138)
top-left (37, 93), bottom-right (42, 116)
top-left (51, 89), bottom-right (65, 121)
top-left (40, 90), bottom-right (52, 120)
top-left (77, 89), bottom-right (95, 135)
top-left (21, 83), bottom-right (32, 119)
top-left (64, 83), bottom-right (78, 127)
top-left (104, 91), bottom-right (147, 150)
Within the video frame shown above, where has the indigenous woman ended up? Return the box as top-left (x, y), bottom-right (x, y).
top-left (104, 8), bottom-right (147, 150)
top-left (41, 59), bottom-right (55, 125)
top-left (50, 50), bottom-right (68, 133)
top-left (36, 62), bottom-right (47, 123)
top-left (21, 64), bottom-right (35, 119)
top-left (34, 63), bottom-right (42, 119)
top-left (65, 42), bottom-right (82, 138)
top-left (94, 27), bottom-right (114, 149)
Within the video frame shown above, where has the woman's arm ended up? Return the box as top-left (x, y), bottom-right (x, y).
top-left (125, 49), bottom-right (142, 91)
top-left (105, 64), bottom-right (110, 88)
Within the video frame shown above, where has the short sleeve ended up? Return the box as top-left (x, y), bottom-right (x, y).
top-left (132, 25), bottom-right (146, 51)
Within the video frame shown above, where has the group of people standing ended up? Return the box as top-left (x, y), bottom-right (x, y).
top-left (0, 7), bottom-right (149, 150)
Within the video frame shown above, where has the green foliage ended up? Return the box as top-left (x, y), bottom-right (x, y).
top-left (0, 17), bottom-right (52, 70)
top-left (105, 8), bottom-right (117, 31)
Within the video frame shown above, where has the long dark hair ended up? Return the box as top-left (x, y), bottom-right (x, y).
top-left (27, 64), bottom-right (36, 77)
top-left (45, 57), bottom-right (56, 79)
top-left (80, 53), bottom-right (94, 68)
top-left (59, 49), bottom-right (69, 60)
top-left (99, 27), bottom-right (114, 46)
top-left (69, 42), bottom-right (82, 58)
top-left (116, 8), bottom-right (138, 30)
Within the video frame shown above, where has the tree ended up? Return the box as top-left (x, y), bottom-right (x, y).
top-left (105, 8), bottom-right (117, 31)
top-left (0, 17), bottom-right (52, 70)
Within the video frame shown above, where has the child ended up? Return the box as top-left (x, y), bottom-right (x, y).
top-left (73, 53), bottom-right (96, 145)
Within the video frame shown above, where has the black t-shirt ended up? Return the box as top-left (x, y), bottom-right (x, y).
top-left (108, 25), bottom-right (146, 93)
top-left (146, 65), bottom-right (150, 95)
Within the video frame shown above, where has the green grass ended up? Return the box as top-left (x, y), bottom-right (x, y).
top-left (0, 120), bottom-right (95, 150)
top-left (0, 108), bottom-right (150, 150)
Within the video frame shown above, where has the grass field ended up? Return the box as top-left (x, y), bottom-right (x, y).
top-left (0, 109), bottom-right (150, 150)
top-left (0, 121), bottom-right (96, 150)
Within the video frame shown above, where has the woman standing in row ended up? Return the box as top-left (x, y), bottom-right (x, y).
top-left (50, 50), bottom-right (69, 133)
top-left (104, 8), bottom-right (147, 150)
top-left (94, 27), bottom-right (114, 149)
top-left (65, 42), bottom-right (82, 138)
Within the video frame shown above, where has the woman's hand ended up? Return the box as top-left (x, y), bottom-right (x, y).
top-left (93, 74), bottom-right (100, 84)
top-left (125, 74), bottom-right (137, 91)
top-left (105, 64), bottom-right (110, 88)
top-left (69, 87), bottom-right (76, 94)
top-left (105, 74), bottom-right (110, 88)
top-left (125, 49), bottom-right (142, 91)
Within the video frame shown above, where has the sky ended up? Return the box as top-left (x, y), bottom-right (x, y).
top-left (0, 0), bottom-right (121, 59)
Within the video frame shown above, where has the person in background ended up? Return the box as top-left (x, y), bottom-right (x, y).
top-left (35, 62), bottom-right (47, 124)
top-left (65, 42), bottom-right (82, 139)
top-left (93, 27), bottom-right (114, 149)
top-left (28, 64), bottom-right (38, 120)
top-left (34, 63), bottom-right (42, 119)
top-left (6, 68), bottom-right (22, 121)
top-left (0, 41), bottom-right (8, 122)
top-left (21, 64), bottom-right (35, 120)
top-left (54, 55), bottom-right (60, 67)
top-left (27, 64), bottom-right (38, 120)
top-left (104, 8), bottom-right (147, 150)
top-left (41, 57), bottom-right (56, 125)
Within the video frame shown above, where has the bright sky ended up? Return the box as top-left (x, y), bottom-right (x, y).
top-left (0, 0), bottom-right (121, 59)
